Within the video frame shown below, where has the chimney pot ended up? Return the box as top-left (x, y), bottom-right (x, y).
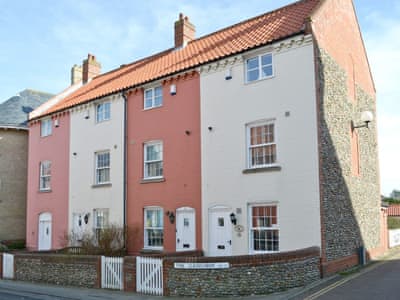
top-left (71, 64), bottom-right (83, 85)
top-left (174, 13), bottom-right (195, 49)
top-left (82, 53), bottom-right (101, 83)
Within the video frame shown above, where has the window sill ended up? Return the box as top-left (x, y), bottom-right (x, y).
top-left (245, 74), bottom-right (275, 85)
top-left (143, 105), bottom-right (163, 111)
top-left (242, 165), bottom-right (281, 174)
top-left (39, 189), bottom-right (52, 193)
top-left (141, 248), bottom-right (164, 254)
top-left (92, 183), bottom-right (112, 188)
top-left (141, 177), bottom-right (165, 184)
top-left (95, 119), bottom-right (111, 124)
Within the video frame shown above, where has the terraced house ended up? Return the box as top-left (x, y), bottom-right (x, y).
top-left (26, 0), bottom-right (384, 275)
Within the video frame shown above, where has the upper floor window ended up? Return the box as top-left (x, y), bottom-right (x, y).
top-left (41, 119), bottom-right (52, 137)
top-left (96, 102), bottom-right (111, 123)
top-left (144, 207), bottom-right (163, 249)
top-left (144, 141), bottom-right (163, 179)
top-left (39, 161), bottom-right (51, 191)
top-left (144, 86), bottom-right (163, 109)
top-left (249, 205), bottom-right (279, 253)
top-left (246, 53), bottom-right (273, 82)
top-left (95, 151), bottom-right (110, 184)
top-left (247, 121), bottom-right (277, 168)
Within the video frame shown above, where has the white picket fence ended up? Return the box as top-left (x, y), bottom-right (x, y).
top-left (2, 253), bottom-right (14, 279)
top-left (389, 229), bottom-right (400, 248)
top-left (136, 256), bottom-right (163, 296)
top-left (101, 256), bottom-right (124, 290)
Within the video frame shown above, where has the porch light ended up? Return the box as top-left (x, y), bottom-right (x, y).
top-left (351, 111), bottom-right (374, 131)
top-left (166, 211), bottom-right (175, 224)
top-left (230, 213), bottom-right (237, 225)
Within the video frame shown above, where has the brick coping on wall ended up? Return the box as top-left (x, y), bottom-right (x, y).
top-left (162, 246), bottom-right (320, 266)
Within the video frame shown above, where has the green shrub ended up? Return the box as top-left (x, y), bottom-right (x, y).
top-left (388, 217), bottom-right (400, 229)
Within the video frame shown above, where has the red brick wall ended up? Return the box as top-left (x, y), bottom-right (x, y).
top-left (321, 254), bottom-right (359, 276)
top-left (311, 0), bottom-right (375, 97)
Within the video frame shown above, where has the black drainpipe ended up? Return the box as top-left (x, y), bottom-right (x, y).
top-left (121, 90), bottom-right (128, 249)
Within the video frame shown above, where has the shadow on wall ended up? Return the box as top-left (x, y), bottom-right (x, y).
top-left (317, 47), bottom-right (381, 275)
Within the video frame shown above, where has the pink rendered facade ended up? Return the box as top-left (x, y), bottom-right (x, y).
top-left (126, 73), bottom-right (202, 254)
top-left (26, 113), bottom-right (70, 250)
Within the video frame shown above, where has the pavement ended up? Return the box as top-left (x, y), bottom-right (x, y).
top-left (0, 247), bottom-right (399, 300)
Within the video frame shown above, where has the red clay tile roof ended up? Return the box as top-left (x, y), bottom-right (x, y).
top-left (39, 0), bottom-right (320, 118)
top-left (388, 205), bottom-right (400, 216)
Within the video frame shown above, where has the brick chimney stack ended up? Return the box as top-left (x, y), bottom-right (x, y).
top-left (174, 13), bottom-right (195, 49)
top-left (82, 54), bottom-right (101, 83)
top-left (71, 64), bottom-right (83, 85)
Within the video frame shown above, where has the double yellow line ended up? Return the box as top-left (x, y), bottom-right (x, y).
top-left (304, 251), bottom-right (400, 299)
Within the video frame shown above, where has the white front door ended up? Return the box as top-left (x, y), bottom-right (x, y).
top-left (38, 213), bottom-right (52, 251)
top-left (176, 207), bottom-right (196, 251)
top-left (209, 207), bottom-right (232, 256)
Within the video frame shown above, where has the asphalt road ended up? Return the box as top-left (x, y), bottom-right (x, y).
top-left (300, 255), bottom-right (400, 300)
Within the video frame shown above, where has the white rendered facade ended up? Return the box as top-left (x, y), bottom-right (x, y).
top-left (68, 94), bottom-right (125, 239)
top-left (200, 35), bottom-right (322, 256)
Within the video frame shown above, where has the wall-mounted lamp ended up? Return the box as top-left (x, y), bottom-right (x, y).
top-left (351, 111), bottom-right (374, 131)
top-left (170, 84), bottom-right (177, 95)
top-left (54, 119), bottom-right (60, 127)
top-left (84, 110), bottom-right (90, 119)
top-left (230, 213), bottom-right (237, 225)
top-left (225, 68), bottom-right (232, 80)
top-left (208, 126), bottom-right (213, 131)
top-left (84, 213), bottom-right (90, 224)
top-left (166, 211), bottom-right (175, 224)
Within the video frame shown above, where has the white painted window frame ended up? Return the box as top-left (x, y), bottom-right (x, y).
top-left (143, 141), bottom-right (163, 179)
top-left (144, 206), bottom-right (164, 250)
top-left (93, 208), bottom-right (109, 229)
top-left (248, 203), bottom-right (279, 254)
top-left (96, 102), bottom-right (111, 123)
top-left (39, 160), bottom-right (51, 191)
top-left (245, 52), bottom-right (274, 83)
top-left (246, 120), bottom-right (277, 169)
top-left (40, 119), bottom-right (52, 137)
top-left (144, 86), bottom-right (163, 109)
top-left (95, 150), bottom-right (111, 184)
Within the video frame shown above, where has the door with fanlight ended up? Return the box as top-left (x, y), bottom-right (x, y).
top-left (176, 207), bottom-right (196, 251)
top-left (209, 206), bottom-right (232, 256)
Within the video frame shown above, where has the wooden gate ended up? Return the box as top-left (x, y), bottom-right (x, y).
top-left (3, 253), bottom-right (14, 279)
top-left (101, 256), bottom-right (124, 290)
top-left (136, 256), bottom-right (163, 295)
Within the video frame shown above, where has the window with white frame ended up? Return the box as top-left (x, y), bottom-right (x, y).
top-left (144, 141), bottom-right (163, 179)
top-left (144, 86), bottom-right (163, 109)
top-left (93, 208), bottom-right (109, 241)
top-left (39, 161), bottom-right (51, 191)
top-left (144, 207), bottom-right (163, 249)
top-left (249, 205), bottom-right (279, 253)
top-left (41, 119), bottom-right (52, 137)
top-left (247, 121), bottom-right (276, 168)
top-left (246, 53), bottom-right (273, 82)
top-left (96, 102), bottom-right (111, 123)
top-left (95, 151), bottom-right (110, 184)
top-left (93, 208), bottom-right (109, 229)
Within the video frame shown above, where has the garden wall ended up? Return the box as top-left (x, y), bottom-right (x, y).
top-left (14, 253), bottom-right (100, 288)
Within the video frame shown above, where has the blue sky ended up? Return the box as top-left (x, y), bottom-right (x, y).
top-left (0, 0), bottom-right (398, 195)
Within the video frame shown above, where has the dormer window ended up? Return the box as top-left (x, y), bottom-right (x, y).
top-left (246, 53), bottom-right (273, 82)
top-left (144, 86), bottom-right (163, 109)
